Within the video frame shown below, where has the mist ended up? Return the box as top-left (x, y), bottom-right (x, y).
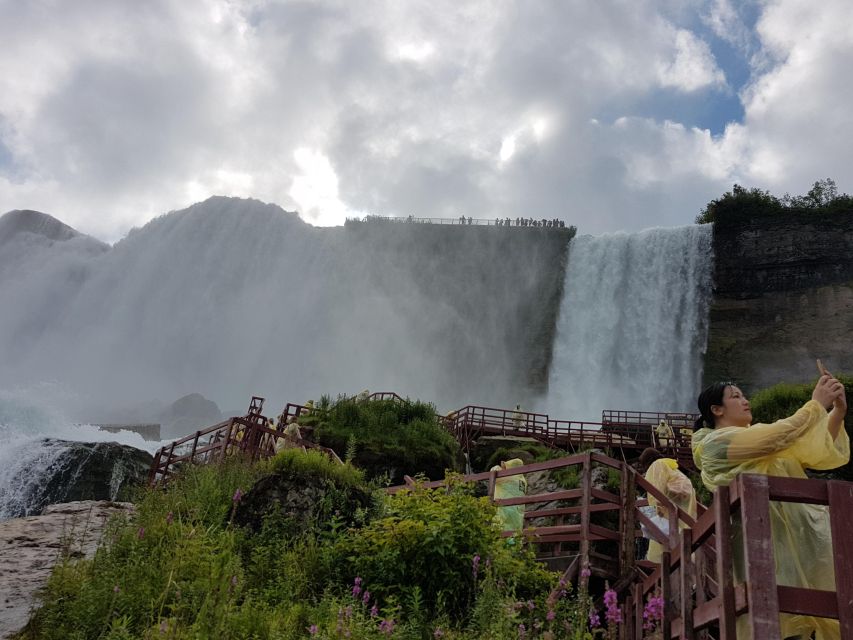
top-left (0, 197), bottom-right (569, 434)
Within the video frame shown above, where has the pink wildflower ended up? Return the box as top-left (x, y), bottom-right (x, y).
top-left (546, 609), bottom-right (556, 621)
top-left (307, 624), bottom-right (318, 636)
top-left (604, 587), bottom-right (621, 625)
top-left (580, 567), bottom-right (591, 579)
top-left (589, 609), bottom-right (601, 628)
top-left (352, 577), bottom-right (362, 598)
top-left (137, 526), bottom-right (145, 539)
top-left (166, 511), bottom-right (173, 525)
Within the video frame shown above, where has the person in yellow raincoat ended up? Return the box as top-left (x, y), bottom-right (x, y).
top-left (491, 458), bottom-right (528, 533)
top-left (638, 448), bottom-right (698, 563)
top-left (692, 374), bottom-right (849, 640)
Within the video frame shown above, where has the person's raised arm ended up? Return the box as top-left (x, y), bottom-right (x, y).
top-left (828, 382), bottom-right (847, 440)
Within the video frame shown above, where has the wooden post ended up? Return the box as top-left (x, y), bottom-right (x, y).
top-left (739, 475), bottom-right (780, 639)
top-left (634, 582), bottom-right (644, 640)
top-left (828, 480), bottom-right (853, 638)
top-left (661, 550), bottom-right (672, 640)
top-left (190, 431), bottom-right (200, 463)
top-left (680, 528), bottom-right (694, 640)
top-left (488, 469), bottom-right (497, 500)
top-left (148, 449), bottom-right (162, 486)
top-left (620, 463), bottom-right (637, 576)
top-left (579, 453), bottom-right (592, 586)
top-left (220, 420), bottom-right (233, 460)
top-left (714, 484), bottom-right (737, 640)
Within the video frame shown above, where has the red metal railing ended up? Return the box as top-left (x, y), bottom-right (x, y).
top-left (148, 397), bottom-right (339, 487)
top-left (150, 393), bottom-right (702, 486)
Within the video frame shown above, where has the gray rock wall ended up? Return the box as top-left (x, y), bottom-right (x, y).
top-left (705, 210), bottom-right (853, 392)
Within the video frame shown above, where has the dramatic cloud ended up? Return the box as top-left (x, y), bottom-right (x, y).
top-left (0, 0), bottom-right (851, 240)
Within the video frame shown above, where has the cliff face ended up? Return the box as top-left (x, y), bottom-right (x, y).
top-left (704, 210), bottom-right (853, 392)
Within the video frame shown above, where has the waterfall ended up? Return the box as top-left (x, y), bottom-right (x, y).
top-left (546, 225), bottom-right (713, 420)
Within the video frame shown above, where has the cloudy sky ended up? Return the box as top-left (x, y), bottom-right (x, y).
top-left (1, 0), bottom-right (851, 241)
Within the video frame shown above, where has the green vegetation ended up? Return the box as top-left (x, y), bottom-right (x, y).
top-left (696, 178), bottom-right (853, 225)
top-left (749, 375), bottom-right (853, 482)
top-left (21, 449), bottom-right (618, 640)
top-left (306, 396), bottom-right (463, 484)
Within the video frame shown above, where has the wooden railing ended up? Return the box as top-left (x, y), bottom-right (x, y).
top-left (150, 393), bottom-right (703, 487)
top-left (148, 397), bottom-right (338, 487)
top-left (634, 473), bottom-right (853, 639)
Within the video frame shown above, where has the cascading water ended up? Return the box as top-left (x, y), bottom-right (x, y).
top-left (0, 389), bottom-right (161, 519)
top-left (546, 225), bottom-right (713, 420)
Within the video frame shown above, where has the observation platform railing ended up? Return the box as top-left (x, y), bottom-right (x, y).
top-left (147, 397), bottom-right (339, 487)
top-left (149, 392), bottom-right (702, 486)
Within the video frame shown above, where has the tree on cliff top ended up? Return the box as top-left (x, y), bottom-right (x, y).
top-left (696, 178), bottom-right (853, 224)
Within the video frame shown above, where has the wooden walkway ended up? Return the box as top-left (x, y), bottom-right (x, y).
top-left (388, 452), bottom-right (853, 639)
top-left (148, 393), bottom-right (853, 637)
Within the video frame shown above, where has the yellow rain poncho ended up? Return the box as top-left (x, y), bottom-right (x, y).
top-left (692, 399), bottom-right (850, 639)
top-left (492, 458), bottom-right (528, 532)
top-left (644, 458), bottom-right (697, 563)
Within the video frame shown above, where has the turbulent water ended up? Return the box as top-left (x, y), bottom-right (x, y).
top-left (546, 225), bottom-right (714, 420)
top-left (0, 389), bottom-right (161, 519)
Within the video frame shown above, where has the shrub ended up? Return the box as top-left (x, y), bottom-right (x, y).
top-left (333, 476), bottom-right (553, 622)
top-left (312, 397), bottom-right (463, 483)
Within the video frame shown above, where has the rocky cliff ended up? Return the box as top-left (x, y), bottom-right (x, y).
top-left (704, 209), bottom-right (853, 391)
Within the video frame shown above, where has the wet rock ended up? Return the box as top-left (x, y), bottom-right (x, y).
top-left (0, 501), bottom-right (133, 639)
top-left (2, 439), bottom-right (152, 518)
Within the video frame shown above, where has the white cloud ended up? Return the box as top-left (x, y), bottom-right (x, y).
top-left (657, 29), bottom-right (727, 91)
top-left (1, 0), bottom-right (851, 239)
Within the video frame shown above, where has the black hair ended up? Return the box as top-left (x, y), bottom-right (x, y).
top-left (695, 381), bottom-right (736, 429)
top-left (638, 448), bottom-right (663, 471)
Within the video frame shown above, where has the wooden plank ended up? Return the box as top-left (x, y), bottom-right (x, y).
top-left (523, 503), bottom-right (618, 519)
top-left (634, 583), bottom-right (644, 639)
top-left (714, 484), bottom-right (737, 640)
top-left (766, 475), bottom-right (829, 504)
top-left (516, 524), bottom-right (582, 536)
top-left (738, 474), bottom-right (781, 639)
top-left (691, 505), bottom-right (717, 545)
top-left (776, 586), bottom-right (838, 618)
top-left (692, 597), bottom-right (721, 630)
top-left (579, 454), bottom-right (591, 586)
top-left (493, 454), bottom-right (587, 475)
top-left (588, 523), bottom-right (620, 541)
top-left (828, 480), bottom-right (853, 637)
top-left (680, 529), bottom-right (694, 640)
top-left (661, 550), bottom-right (671, 640)
top-left (495, 489), bottom-right (583, 506)
top-left (590, 487), bottom-right (620, 504)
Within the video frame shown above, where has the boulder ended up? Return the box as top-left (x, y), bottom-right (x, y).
top-left (3, 439), bottom-right (152, 518)
top-left (233, 470), bottom-right (373, 535)
top-left (0, 501), bottom-right (133, 639)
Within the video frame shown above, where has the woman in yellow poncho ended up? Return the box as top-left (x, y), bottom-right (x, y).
top-left (638, 448), bottom-right (698, 563)
top-left (691, 374), bottom-right (849, 639)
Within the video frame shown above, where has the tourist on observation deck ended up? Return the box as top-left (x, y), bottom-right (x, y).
top-left (692, 374), bottom-right (849, 640)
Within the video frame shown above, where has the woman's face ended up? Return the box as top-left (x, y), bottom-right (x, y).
top-left (712, 385), bottom-right (752, 428)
